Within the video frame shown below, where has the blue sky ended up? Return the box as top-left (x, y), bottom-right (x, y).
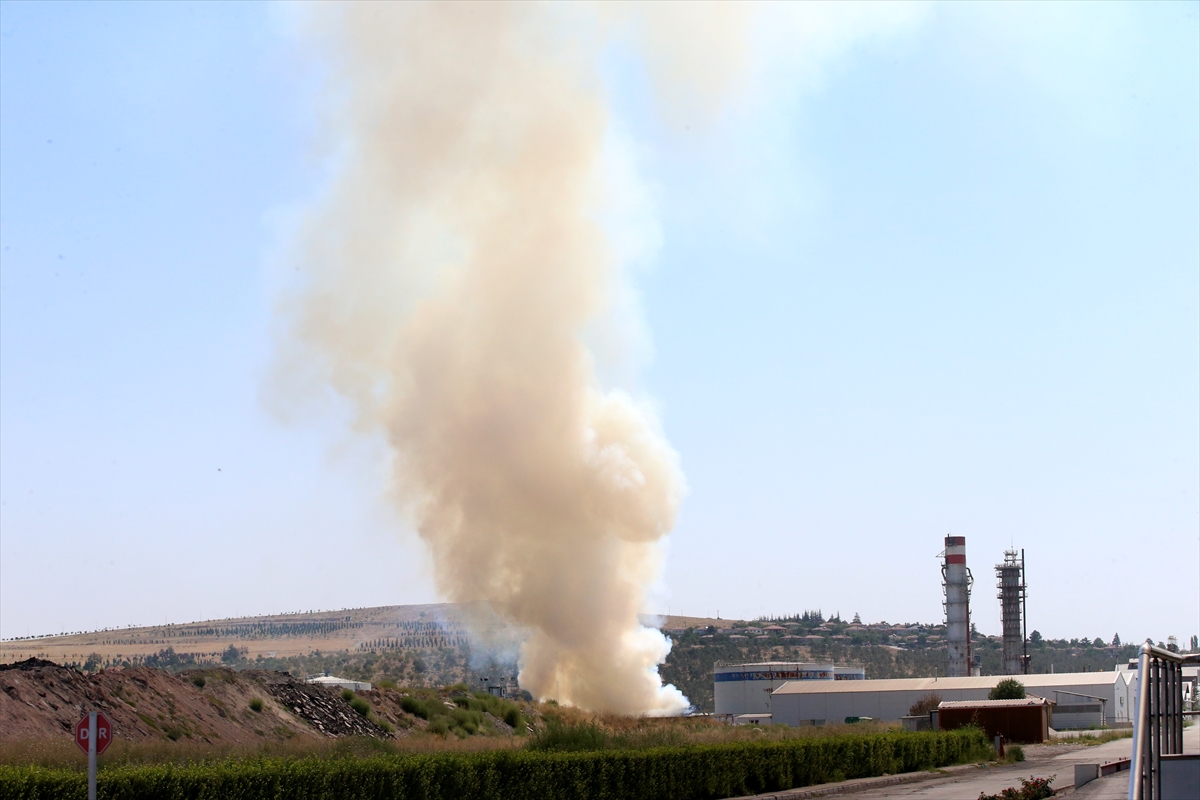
top-left (2, 1), bottom-right (1196, 644)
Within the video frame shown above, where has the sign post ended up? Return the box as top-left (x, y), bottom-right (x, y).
top-left (74, 711), bottom-right (111, 800)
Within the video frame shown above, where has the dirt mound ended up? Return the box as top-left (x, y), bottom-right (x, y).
top-left (0, 661), bottom-right (389, 744)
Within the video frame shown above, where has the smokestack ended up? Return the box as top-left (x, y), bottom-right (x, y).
top-left (996, 548), bottom-right (1027, 675)
top-left (942, 535), bottom-right (973, 678)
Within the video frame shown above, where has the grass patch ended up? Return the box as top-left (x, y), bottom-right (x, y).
top-left (248, 698), bottom-right (264, 713)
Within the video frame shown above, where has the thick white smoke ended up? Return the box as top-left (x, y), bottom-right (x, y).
top-left (275, 0), bottom-right (929, 715)
top-left (279, 1), bottom-right (688, 714)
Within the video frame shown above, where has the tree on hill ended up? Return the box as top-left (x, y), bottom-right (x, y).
top-left (989, 678), bottom-right (1025, 700)
top-left (1112, 633), bottom-right (1121, 647)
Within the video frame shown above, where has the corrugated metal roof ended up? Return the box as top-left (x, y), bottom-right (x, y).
top-left (772, 672), bottom-right (1119, 694)
top-left (938, 697), bottom-right (1053, 708)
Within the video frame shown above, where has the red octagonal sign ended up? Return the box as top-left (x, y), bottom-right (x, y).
top-left (74, 712), bottom-right (112, 755)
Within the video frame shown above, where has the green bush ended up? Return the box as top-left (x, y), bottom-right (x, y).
top-left (399, 696), bottom-right (437, 720)
top-left (249, 698), bottom-right (264, 713)
top-left (978, 775), bottom-right (1054, 799)
top-left (0, 729), bottom-right (991, 800)
top-left (191, 675), bottom-right (206, 689)
top-left (503, 707), bottom-right (525, 733)
top-left (988, 679), bottom-right (1025, 700)
top-left (342, 689), bottom-right (354, 702)
top-left (527, 719), bottom-right (611, 751)
top-left (350, 697), bottom-right (370, 717)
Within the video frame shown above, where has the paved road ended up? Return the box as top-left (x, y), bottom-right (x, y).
top-left (842, 736), bottom-right (1134, 798)
top-left (738, 726), bottom-right (1197, 800)
top-left (847, 725), bottom-right (1197, 799)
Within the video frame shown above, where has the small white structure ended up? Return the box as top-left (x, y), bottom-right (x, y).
top-left (306, 674), bottom-right (371, 692)
top-left (734, 713), bottom-right (773, 725)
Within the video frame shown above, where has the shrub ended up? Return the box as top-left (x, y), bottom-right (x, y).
top-left (978, 775), bottom-right (1053, 799)
top-left (526, 719), bottom-right (612, 751)
top-left (909, 693), bottom-right (942, 717)
top-left (350, 697), bottom-right (370, 717)
top-left (342, 689), bottom-right (354, 702)
top-left (249, 698), bottom-right (264, 713)
top-left (191, 675), bottom-right (206, 689)
top-left (1008, 745), bottom-right (1025, 762)
top-left (400, 696), bottom-right (436, 720)
top-left (989, 679), bottom-right (1025, 701)
top-left (503, 707), bottom-right (524, 733)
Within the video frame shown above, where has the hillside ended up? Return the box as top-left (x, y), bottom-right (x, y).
top-left (0, 604), bottom-right (722, 672)
top-left (1, 606), bottom-right (1141, 714)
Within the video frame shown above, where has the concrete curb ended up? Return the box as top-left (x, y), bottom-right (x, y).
top-left (727, 761), bottom-right (996, 799)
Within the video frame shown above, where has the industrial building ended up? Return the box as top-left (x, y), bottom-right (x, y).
top-left (714, 662), bottom-right (864, 715)
top-left (770, 671), bottom-right (1130, 729)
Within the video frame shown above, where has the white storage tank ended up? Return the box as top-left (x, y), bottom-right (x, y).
top-left (715, 662), bottom-right (833, 715)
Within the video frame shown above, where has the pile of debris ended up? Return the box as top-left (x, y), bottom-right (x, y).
top-left (257, 672), bottom-right (386, 737)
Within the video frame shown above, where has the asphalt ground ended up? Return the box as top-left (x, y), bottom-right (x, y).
top-left (732, 724), bottom-right (1198, 799)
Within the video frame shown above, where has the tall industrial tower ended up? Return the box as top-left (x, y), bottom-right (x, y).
top-left (995, 549), bottom-right (1028, 675)
top-left (942, 536), bottom-right (973, 678)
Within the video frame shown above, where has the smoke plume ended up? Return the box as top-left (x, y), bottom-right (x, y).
top-left (279, 2), bottom-right (692, 714)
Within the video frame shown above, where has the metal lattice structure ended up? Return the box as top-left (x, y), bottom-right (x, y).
top-left (995, 548), bottom-right (1027, 675)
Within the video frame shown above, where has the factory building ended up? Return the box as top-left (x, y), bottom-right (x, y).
top-left (770, 672), bottom-right (1128, 729)
top-left (715, 662), bottom-right (864, 715)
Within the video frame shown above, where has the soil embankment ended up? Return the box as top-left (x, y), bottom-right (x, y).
top-left (0, 659), bottom-right (392, 744)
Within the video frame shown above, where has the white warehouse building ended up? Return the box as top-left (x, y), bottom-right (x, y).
top-left (715, 662), bottom-right (865, 716)
top-left (770, 671), bottom-right (1130, 729)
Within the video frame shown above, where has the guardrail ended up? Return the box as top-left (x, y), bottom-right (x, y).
top-left (1129, 643), bottom-right (1199, 799)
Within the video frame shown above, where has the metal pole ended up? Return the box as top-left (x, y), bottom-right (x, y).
top-left (1130, 646), bottom-right (1150, 800)
top-left (1176, 662), bottom-right (1185, 750)
top-left (1151, 657), bottom-right (1161, 799)
top-left (88, 711), bottom-right (97, 800)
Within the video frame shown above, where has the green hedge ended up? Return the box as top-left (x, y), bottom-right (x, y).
top-left (0, 729), bottom-right (990, 800)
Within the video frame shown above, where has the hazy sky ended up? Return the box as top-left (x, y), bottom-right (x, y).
top-left (2, 1), bottom-right (1197, 645)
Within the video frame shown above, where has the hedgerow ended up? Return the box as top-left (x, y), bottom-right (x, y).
top-left (0, 728), bottom-right (990, 800)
